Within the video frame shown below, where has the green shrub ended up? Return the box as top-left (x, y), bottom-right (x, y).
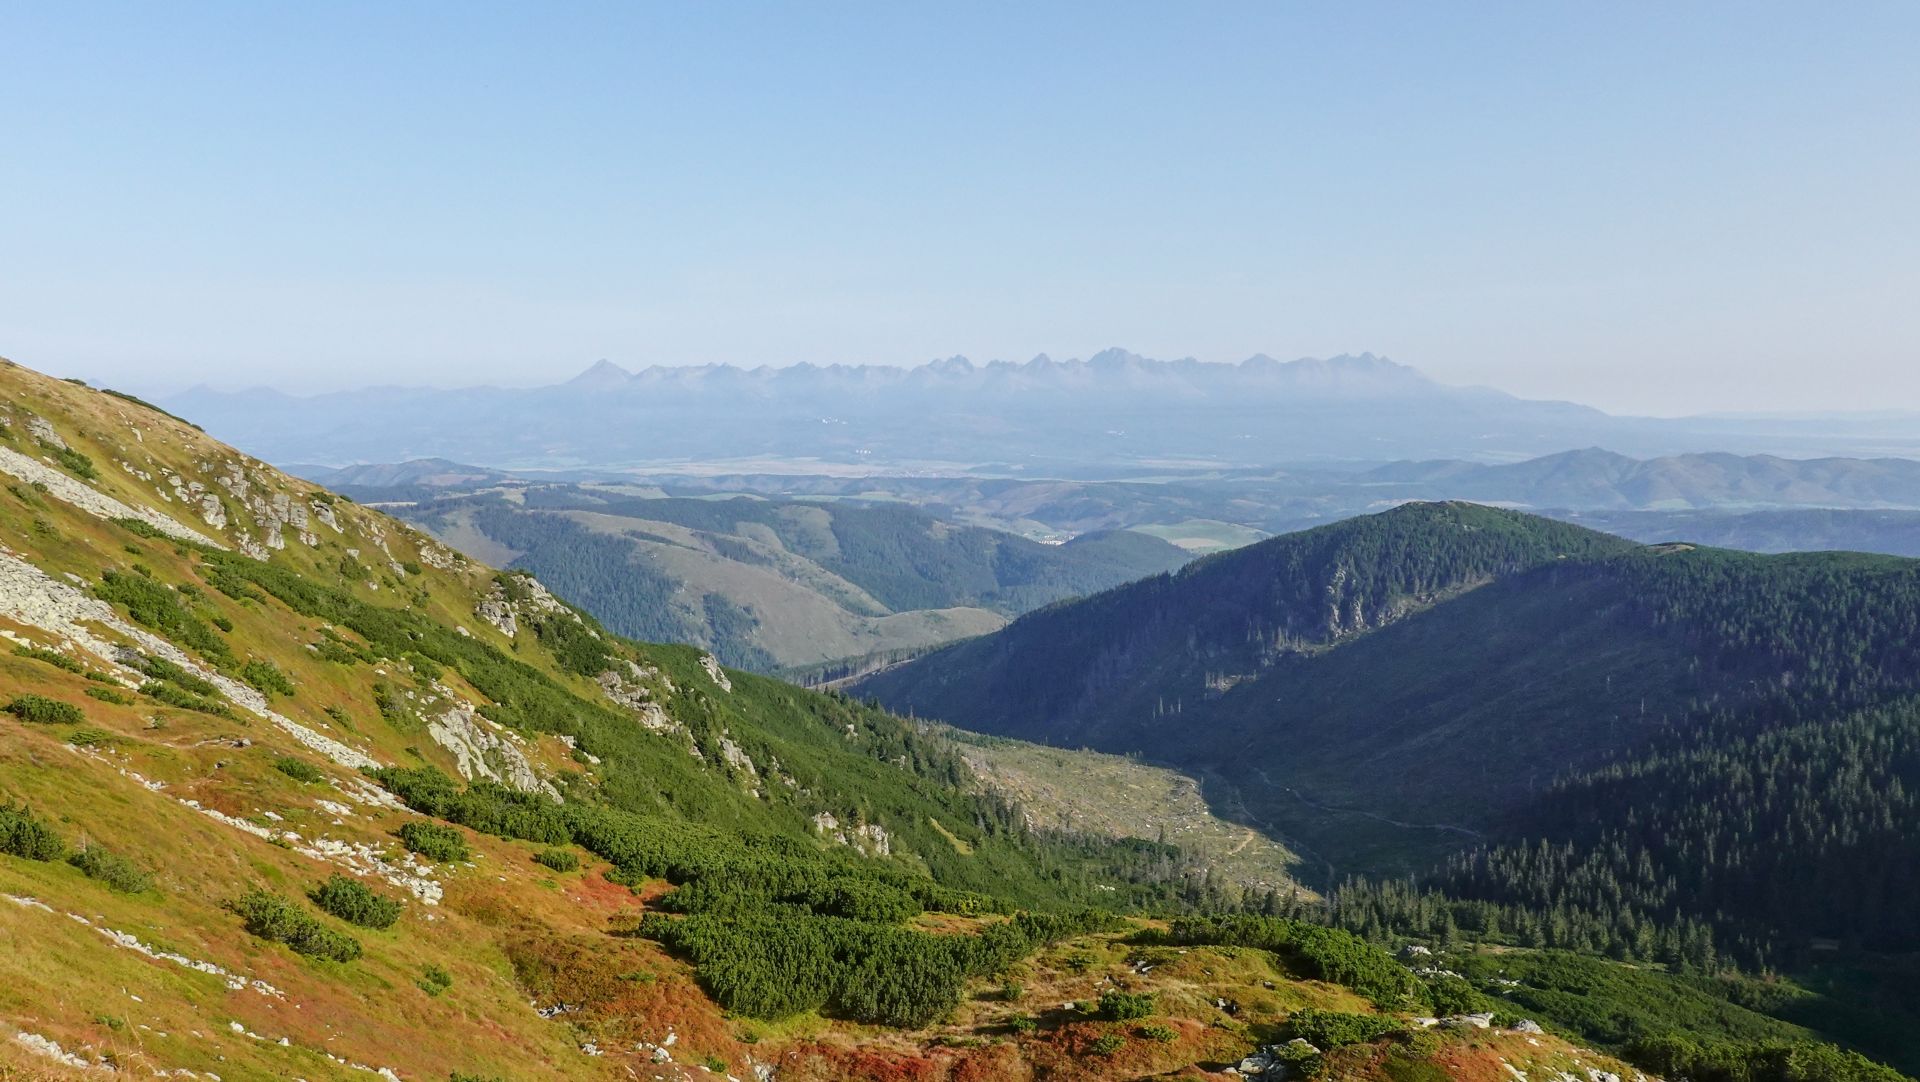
top-left (111, 517), bottom-right (168, 540)
top-left (1288, 1009), bottom-right (1402, 1048)
top-left (314, 638), bottom-right (362, 665)
top-left (1090, 1032), bottom-right (1126, 1055)
top-left (1138, 1023), bottom-right (1178, 1043)
top-left (1008, 1014), bottom-right (1038, 1035)
top-left (68, 845), bottom-right (153, 893)
top-left (371, 767), bottom-right (568, 845)
top-left (132, 656), bottom-right (218, 695)
top-left (94, 573), bottom-right (231, 666)
top-left (49, 444), bottom-right (98, 480)
top-left (84, 687), bottom-right (133, 706)
top-left (273, 757), bottom-right (325, 784)
top-left (140, 680), bottom-right (232, 716)
top-left (0, 802), bottom-right (64, 861)
top-left (231, 888), bottom-right (361, 961)
top-left (1165, 917), bottom-right (1422, 1008)
top-left (1625, 1035), bottom-right (1907, 1082)
top-left (5, 694), bottom-right (84, 725)
top-left (419, 964), bottom-right (454, 996)
top-left (66, 726), bottom-right (113, 747)
top-left (399, 820), bottom-right (470, 862)
top-left (403, 651), bottom-right (442, 683)
top-left (533, 848), bottom-right (579, 872)
top-left (1423, 973), bottom-right (1494, 1017)
top-left (242, 659), bottom-right (295, 696)
top-left (1098, 988), bottom-right (1157, 1021)
top-left (308, 874), bottom-right (402, 929)
top-left (12, 644), bottom-right (84, 673)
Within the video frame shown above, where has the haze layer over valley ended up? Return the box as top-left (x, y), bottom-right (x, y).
top-left (166, 351), bottom-right (1920, 473)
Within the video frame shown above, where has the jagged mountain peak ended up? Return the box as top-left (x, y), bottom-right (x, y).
top-left (565, 358), bottom-right (633, 389)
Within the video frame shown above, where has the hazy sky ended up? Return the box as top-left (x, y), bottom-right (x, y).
top-left (2, 3), bottom-right (1916, 416)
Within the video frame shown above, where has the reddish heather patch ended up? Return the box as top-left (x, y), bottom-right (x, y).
top-left (945, 1043), bottom-right (1029, 1082)
top-left (568, 869), bottom-right (658, 915)
top-left (774, 1041), bottom-right (951, 1082)
top-left (1427, 1041), bottom-right (1518, 1082)
top-left (185, 779), bottom-right (254, 819)
top-left (501, 928), bottom-right (736, 1061)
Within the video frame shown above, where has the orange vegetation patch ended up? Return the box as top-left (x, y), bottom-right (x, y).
top-left (181, 778), bottom-right (257, 820)
top-left (501, 927), bottom-right (738, 1066)
top-left (911, 912), bottom-right (998, 936)
top-left (567, 870), bottom-right (665, 915)
top-left (772, 1041), bottom-right (951, 1082)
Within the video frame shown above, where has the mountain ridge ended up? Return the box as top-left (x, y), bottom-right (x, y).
top-left (855, 503), bottom-right (1920, 963)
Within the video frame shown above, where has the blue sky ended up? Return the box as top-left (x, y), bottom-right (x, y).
top-left (1, 2), bottom-right (1915, 414)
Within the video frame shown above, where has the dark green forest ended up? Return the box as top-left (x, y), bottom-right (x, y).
top-left (856, 502), bottom-right (1920, 1064)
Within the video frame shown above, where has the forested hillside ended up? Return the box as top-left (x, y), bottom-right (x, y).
top-left (394, 486), bottom-right (1186, 670)
top-left (858, 504), bottom-right (1920, 982)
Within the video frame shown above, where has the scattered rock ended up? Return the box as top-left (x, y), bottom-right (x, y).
top-left (427, 699), bottom-right (560, 799)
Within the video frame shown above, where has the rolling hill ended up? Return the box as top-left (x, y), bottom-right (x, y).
top-left (386, 485), bottom-right (1188, 671)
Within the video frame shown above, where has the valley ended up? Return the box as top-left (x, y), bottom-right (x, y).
top-left (0, 359), bottom-right (1911, 1081)
top-left (357, 479), bottom-right (1188, 671)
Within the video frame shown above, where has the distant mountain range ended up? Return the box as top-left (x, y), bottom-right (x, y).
top-left (164, 350), bottom-right (1920, 471)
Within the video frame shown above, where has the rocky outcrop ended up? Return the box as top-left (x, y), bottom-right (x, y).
top-left (810, 811), bottom-right (891, 857)
top-left (596, 662), bottom-right (684, 735)
top-left (427, 700), bottom-right (560, 800)
top-left (1235, 1038), bottom-right (1319, 1076)
top-left (309, 498), bottom-right (342, 533)
top-left (417, 539), bottom-right (457, 569)
top-left (701, 653), bottom-right (733, 692)
top-left (24, 413), bottom-right (65, 449)
top-left (475, 573), bottom-right (575, 639)
top-left (476, 589), bottom-right (517, 637)
top-left (0, 446), bottom-right (225, 547)
top-left (215, 460), bottom-right (319, 549)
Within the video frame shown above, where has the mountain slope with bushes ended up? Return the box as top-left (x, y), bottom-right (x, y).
top-left (0, 359), bottom-right (1907, 1081)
